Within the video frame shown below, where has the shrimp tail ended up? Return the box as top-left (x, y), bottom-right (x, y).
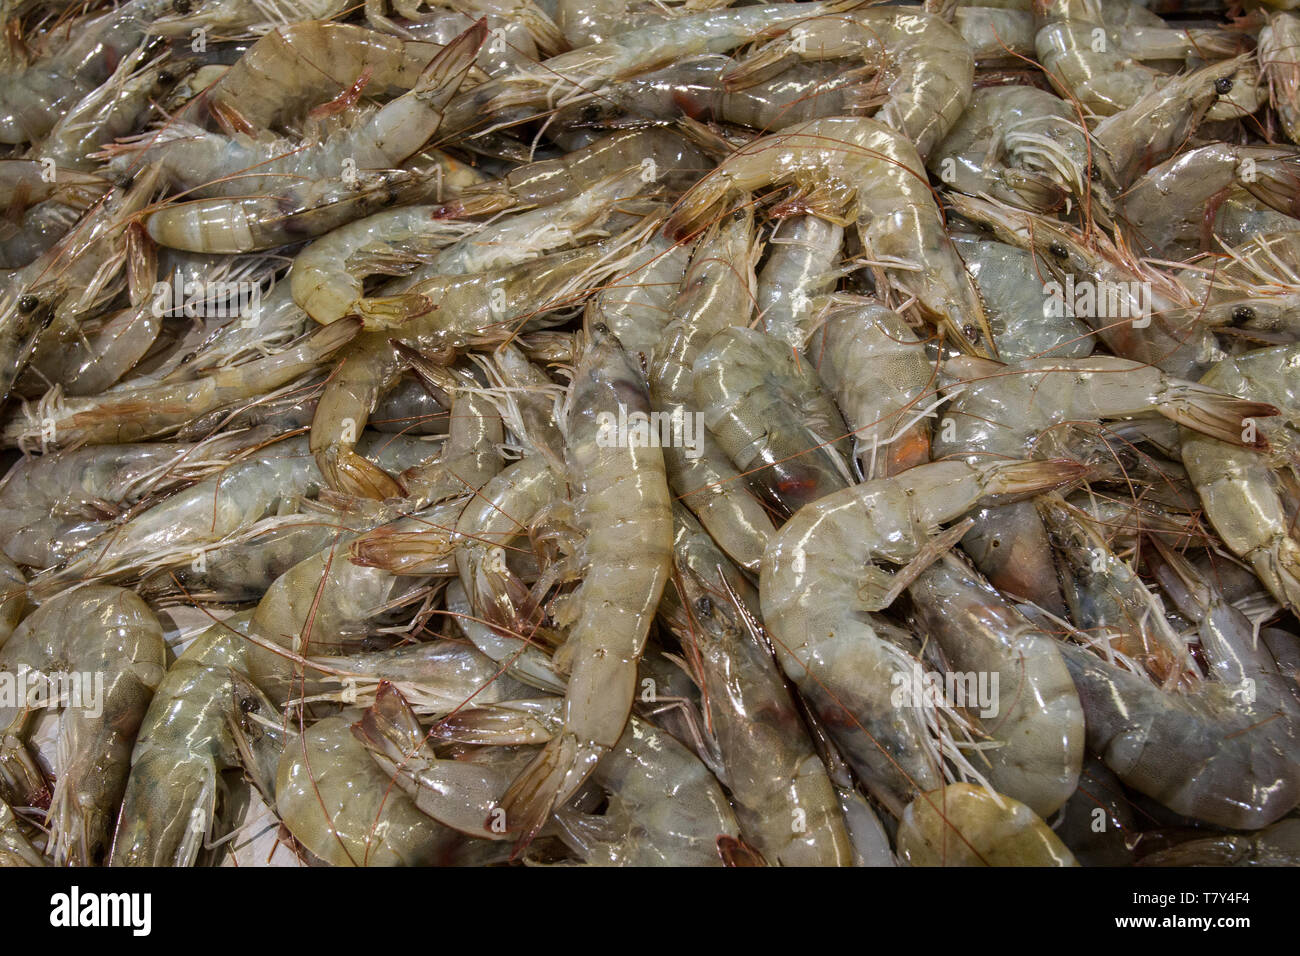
top-left (412, 17), bottom-right (488, 107)
top-left (501, 732), bottom-right (594, 845)
top-left (316, 446), bottom-right (404, 500)
top-left (355, 293), bottom-right (434, 329)
top-left (983, 457), bottom-right (1089, 500)
top-left (431, 189), bottom-right (520, 219)
top-left (668, 175), bottom-right (737, 240)
top-left (721, 36), bottom-right (796, 91)
top-left (472, 559), bottom-right (546, 644)
top-left (1159, 388), bottom-right (1278, 449)
top-left (352, 682), bottom-right (430, 759)
top-left (430, 703), bottom-right (558, 746)
top-left (349, 529), bottom-right (456, 573)
top-left (207, 97), bottom-right (254, 137)
top-left (515, 4), bottom-right (569, 57)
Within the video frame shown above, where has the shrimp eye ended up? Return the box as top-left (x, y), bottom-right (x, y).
top-left (593, 322), bottom-right (611, 336)
top-left (172, 0), bottom-right (191, 13)
top-left (239, 695), bottom-right (260, 714)
top-left (1087, 162), bottom-right (1100, 182)
top-left (695, 596), bottom-right (712, 616)
top-left (963, 324), bottom-right (979, 341)
top-left (1048, 240), bottom-right (1069, 260)
top-left (158, 69), bottom-right (173, 84)
top-left (1214, 76), bottom-right (1234, 95)
top-left (1232, 305), bottom-right (1256, 323)
top-left (17, 294), bottom-right (38, 313)
top-left (732, 208), bottom-right (746, 222)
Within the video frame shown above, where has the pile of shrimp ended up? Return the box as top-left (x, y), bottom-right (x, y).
top-left (2, 0), bottom-right (1300, 869)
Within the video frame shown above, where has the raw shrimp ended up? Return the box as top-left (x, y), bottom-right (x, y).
top-left (663, 506), bottom-right (854, 866)
top-left (722, 7), bottom-right (973, 160)
top-left (1091, 56), bottom-right (1249, 186)
top-left (587, 232), bottom-right (693, 368)
top-left (351, 683), bottom-right (535, 841)
top-left (436, 3), bottom-right (840, 136)
top-left (276, 715), bottom-right (467, 866)
top-left (453, 454), bottom-right (565, 676)
top-left (33, 47), bottom-right (182, 173)
top-left (393, 360), bottom-right (504, 506)
top-left (204, 21), bottom-right (451, 134)
top-left (896, 782), bottom-right (1078, 865)
top-left (446, 578), bottom-right (565, 694)
top-left (308, 231), bottom-right (643, 497)
top-left (108, 20), bottom-right (486, 202)
top-left (649, 207), bottom-right (778, 574)
top-left (949, 237), bottom-right (1094, 362)
top-left (930, 85), bottom-right (1114, 215)
top-left (143, 168), bottom-right (454, 255)
top-left (1181, 345), bottom-right (1300, 614)
top-left (756, 215), bottom-right (844, 349)
top-left (1037, 493), bottom-right (1194, 684)
top-left (552, 716), bottom-right (739, 866)
top-left (0, 159), bottom-right (105, 210)
top-left (296, 166), bottom-right (643, 324)
top-left (0, 431), bottom-right (276, 567)
top-left (1059, 547), bottom-right (1300, 828)
top-left (0, 165), bottom-right (163, 405)
top-left (4, 316), bottom-right (359, 450)
top-left (760, 458), bottom-right (1084, 813)
top-left (34, 432), bottom-right (439, 592)
top-left (668, 116), bottom-right (996, 357)
top-left (1122, 144), bottom-right (1300, 259)
top-left (949, 193), bottom-right (1216, 378)
top-left (0, 586), bottom-right (165, 865)
top-left (808, 294), bottom-right (934, 479)
top-left (932, 353), bottom-right (1276, 611)
top-left (289, 205), bottom-right (477, 324)
top-left (290, 636), bottom-right (533, 713)
top-left (499, 325), bottom-right (673, 842)
top-left (243, 498), bottom-right (467, 699)
top-left (109, 614), bottom-right (286, 866)
top-left (1261, 12), bottom-right (1300, 147)
top-left (440, 128), bottom-right (709, 217)
top-left (1035, 0), bottom-right (1242, 116)
top-left (692, 325), bottom-right (853, 516)
top-left (907, 550), bottom-right (1084, 817)
top-left (552, 55), bottom-right (884, 132)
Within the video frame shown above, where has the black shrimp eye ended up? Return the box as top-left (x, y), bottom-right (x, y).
top-left (1214, 76), bottom-right (1234, 95)
top-left (731, 208), bottom-right (746, 222)
top-left (695, 595), bottom-right (712, 616)
top-left (17, 294), bottom-right (38, 313)
top-left (157, 69), bottom-right (173, 84)
top-left (963, 324), bottom-right (979, 341)
top-left (1048, 240), bottom-right (1069, 260)
top-left (1232, 305), bottom-right (1256, 323)
top-left (1087, 162), bottom-right (1100, 182)
top-left (239, 695), bottom-right (260, 714)
top-left (172, 0), bottom-right (191, 13)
